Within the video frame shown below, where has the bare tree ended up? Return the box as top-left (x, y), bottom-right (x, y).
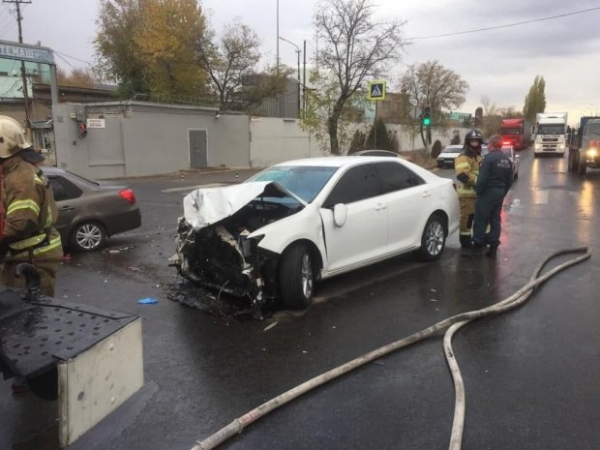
top-left (56, 67), bottom-right (97, 88)
top-left (480, 96), bottom-right (502, 136)
top-left (312, 0), bottom-right (406, 155)
top-left (399, 60), bottom-right (468, 126)
top-left (196, 19), bottom-right (262, 110)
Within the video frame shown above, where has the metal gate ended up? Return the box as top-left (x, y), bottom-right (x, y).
top-left (189, 129), bottom-right (208, 168)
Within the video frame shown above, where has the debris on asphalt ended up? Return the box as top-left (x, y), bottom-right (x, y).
top-left (263, 322), bottom-right (278, 332)
top-left (138, 298), bottom-right (158, 305)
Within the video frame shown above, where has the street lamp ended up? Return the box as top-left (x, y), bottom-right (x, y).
top-left (279, 36), bottom-right (301, 117)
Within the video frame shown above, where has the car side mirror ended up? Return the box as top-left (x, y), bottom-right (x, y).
top-left (333, 203), bottom-right (347, 227)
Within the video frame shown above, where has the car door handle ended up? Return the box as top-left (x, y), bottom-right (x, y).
top-left (375, 204), bottom-right (387, 211)
top-left (422, 191), bottom-right (432, 198)
top-left (60, 206), bottom-right (75, 211)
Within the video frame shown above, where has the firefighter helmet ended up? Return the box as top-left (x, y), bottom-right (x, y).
top-left (0, 116), bottom-right (29, 158)
top-left (465, 128), bottom-right (483, 152)
top-left (464, 128), bottom-right (483, 147)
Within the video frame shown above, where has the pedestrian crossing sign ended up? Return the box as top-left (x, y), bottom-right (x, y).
top-left (367, 80), bottom-right (386, 101)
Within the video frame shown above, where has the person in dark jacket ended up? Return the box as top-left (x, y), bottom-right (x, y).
top-left (472, 134), bottom-right (513, 258)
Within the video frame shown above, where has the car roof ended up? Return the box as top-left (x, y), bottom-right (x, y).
top-left (270, 156), bottom-right (406, 169)
top-left (443, 145), bottom-right (463, 150)
top-left (353, 149), bottom-right (400, 157)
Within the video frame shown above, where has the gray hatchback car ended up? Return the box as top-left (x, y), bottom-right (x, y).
top-left (42, 167), bottom-right (142, 251)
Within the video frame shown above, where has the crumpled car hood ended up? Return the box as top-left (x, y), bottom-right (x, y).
top-left (182, 181), bottom-right (305, 230)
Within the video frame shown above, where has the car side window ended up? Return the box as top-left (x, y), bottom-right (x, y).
top-left (372, 162), bottom-right (424, 194)
top-left (49, 176), bottom-right (83, 201)
top-left (324, 165), bottom-right (379, 207)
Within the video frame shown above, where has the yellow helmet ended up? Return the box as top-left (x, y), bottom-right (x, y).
top-left (0, 115), bottom-right (29, 158)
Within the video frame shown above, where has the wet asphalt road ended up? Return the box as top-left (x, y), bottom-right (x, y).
top-left (1, 152), bottom-right (599, 450)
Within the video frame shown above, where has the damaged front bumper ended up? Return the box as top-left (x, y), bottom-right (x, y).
top-left (174, 219), bottom-right (279, 308)
top-left (173, 181), bottom-right (305, 309)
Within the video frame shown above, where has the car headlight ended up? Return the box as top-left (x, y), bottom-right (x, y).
top-left (535, 144), bottom-right (541, 151)
top-left (586, 147), bottom-right (598, 157)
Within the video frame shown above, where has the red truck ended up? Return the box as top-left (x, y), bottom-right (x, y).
top-left (499, 118), bottom-right (532, 150)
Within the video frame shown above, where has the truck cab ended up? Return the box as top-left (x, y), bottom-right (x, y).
top-left (499, 118), bottom-right (531, 150)
top-left (534, 113), bottom-right (568, 156)
top-left (568, 118), bottom-right (600, 175)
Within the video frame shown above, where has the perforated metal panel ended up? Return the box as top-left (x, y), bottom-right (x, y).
top-left (0, 290), bottom-right (138, 379)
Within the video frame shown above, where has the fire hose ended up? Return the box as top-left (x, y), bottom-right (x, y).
top-left (191, 247), bottom-right (591, 450)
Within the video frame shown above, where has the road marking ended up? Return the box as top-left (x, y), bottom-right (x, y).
top-left (162, 183), bottom-right (226, 193)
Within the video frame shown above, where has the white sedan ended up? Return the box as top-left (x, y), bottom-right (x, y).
top-left (174, 156), bottom-right (459, 310)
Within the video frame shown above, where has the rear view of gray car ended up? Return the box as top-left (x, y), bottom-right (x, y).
top-left (42, 167), bottom-right (142, 251)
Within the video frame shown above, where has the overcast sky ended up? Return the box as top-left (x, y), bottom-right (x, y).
top-left (1, 0), bottom-right (599, 125)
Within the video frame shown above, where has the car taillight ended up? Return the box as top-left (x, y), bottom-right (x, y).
top-left (119, 188), bottom-right (136, 204)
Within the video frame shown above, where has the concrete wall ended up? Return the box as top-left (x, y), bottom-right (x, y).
top-left (249, 117), bottom-right (321, 168)
top-left (52, 101), bottom-right (472, 178)
top-left (53, 102), bottom-right (250, 179)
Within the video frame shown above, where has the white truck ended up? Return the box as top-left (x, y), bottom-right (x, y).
top-left (533, 112), bottom-right (568, 156)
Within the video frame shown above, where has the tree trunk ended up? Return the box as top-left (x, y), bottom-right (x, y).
top-left (328, 99), bottom-right (345, 155)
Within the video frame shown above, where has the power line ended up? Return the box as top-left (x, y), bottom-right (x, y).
top-left (410, 6), bottom-right (600, 40)
top-left (53, 51), bottom-right (74, 68)
top-left (53, 50), bottom-right (93, 67)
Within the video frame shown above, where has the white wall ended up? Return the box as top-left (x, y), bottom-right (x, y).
top-left (53, 101), bottom-right (473, 178)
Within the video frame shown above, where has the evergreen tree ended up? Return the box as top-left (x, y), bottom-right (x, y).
top-left (366, 118), bottom-right (391, 150)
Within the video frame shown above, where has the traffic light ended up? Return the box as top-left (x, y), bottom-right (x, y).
top-left (419, 107), bottom-right (432, 147)
top-left (422, 107), bottom-right (431, 127)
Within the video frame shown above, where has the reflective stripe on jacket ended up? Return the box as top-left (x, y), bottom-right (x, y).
top-left (454, 153), bottom-right (482, 198)
top-left (1, 154), bottom-right (63, 262)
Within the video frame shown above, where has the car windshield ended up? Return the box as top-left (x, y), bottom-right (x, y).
top-left (247, 165), bottom-right (338, 203)
top-left (501, 148), bottom-right (513, 157)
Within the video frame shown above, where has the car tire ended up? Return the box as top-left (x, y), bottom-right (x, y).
top-left (70, 222), bottom-right (107, 252)
top-left (278, 243), bottom-right (314, 309)
top-left (415, 214), bottom-right (446, 262)
top-left (578, 159), bottom-right (587, 175)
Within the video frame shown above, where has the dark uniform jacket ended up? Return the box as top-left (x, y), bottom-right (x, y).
top-left (1, 153), bottom-right (63, 261)
top-left (475, 149), bottom-right (513, 196)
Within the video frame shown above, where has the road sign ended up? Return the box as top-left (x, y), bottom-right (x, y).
top-left (0, 39), bottom-right (55, 64)
top-left (367, 80), bottom-right (386, 101)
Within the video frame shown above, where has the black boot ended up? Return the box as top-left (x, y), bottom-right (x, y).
top-left (460, 235), bottom-right (474, 248)
top-left (462, 241), bottom-right (484, 257)
top-left (486, 245), bottom-right (498, 259)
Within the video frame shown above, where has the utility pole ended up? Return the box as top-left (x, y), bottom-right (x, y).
top-left (4, 0), bottom-right (32, 136)
top-left (279, 36), bottom-right (301, 117)
top-left (302, 40), bottom-right (306, 113)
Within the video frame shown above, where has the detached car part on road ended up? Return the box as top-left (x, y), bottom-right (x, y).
top-left (42, 167), bottom-right (142, 251)
top-left (173, 157), bottom-right (460, 310)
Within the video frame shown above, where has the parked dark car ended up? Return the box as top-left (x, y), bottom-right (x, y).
top-left (41, 167), bottom-right (142, 251)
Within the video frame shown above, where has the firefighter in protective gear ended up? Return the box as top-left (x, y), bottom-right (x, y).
top-left (0, 116), bottom-right (63, 297)
top-left (454, 129), bottom-right (484, 248)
